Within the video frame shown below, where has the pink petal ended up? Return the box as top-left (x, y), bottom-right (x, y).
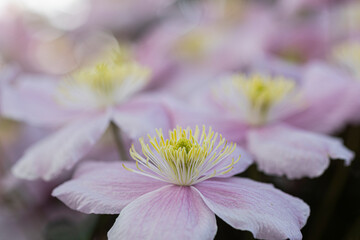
top-left (195, 178), bottom-right (310, 240)
top-left (164, 96), bottom-right (249, 143)
top-left (113, 95), bottom-right (172, 139)
top-left (12, 114), bottom-right (110, 181)
top-left (247, 124), bottom-right (354, 179)
top-left (1, 76), bottom-right (80, 127)
top-left (108, 185), bottom-right (217, 240)
top-left (52, 161), bottom-right (167, 214)
top-left (284, 63), bottom-right (358, 134)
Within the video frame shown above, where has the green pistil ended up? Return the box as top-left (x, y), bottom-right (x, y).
top-left (174, 138), bottom-right (192, 153)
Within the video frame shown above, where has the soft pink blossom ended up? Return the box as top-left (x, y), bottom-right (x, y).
top-left (2, 58), bottom-right (172, 181)
top-left (136, 1), bottom-right (276, 82)
top-left (53, 126), bottom-right (309, 240)
top-left (167, 63), bottom-right (355, 179)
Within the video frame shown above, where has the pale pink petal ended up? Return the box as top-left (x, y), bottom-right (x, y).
top-left (284, 62), bottom-right (358, 134)
top-left (195, 178), bottom-right (310, 240)
top-left (12, 113), bottom-right (110, 181)
top-left (247, 124), bottom-right (354, 179)
top-left (164, 96), bottom-right (249, 143)
top-left (108, 185), bottom-right (217, 240)
top-left (52, 161), bottom-right (167, 214)
top-left (1, 76), bottom-right (80, 127)
top-left (113, 95), bottom-right (172, 139)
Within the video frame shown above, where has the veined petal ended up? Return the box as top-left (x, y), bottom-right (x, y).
top-left (108, 185), bottom-right (217, 240)
top-left (247, 124), bottom-right (354, 179)
top-left (52, 161), bottom-right (167, 214)
top-left (12, 114), bottom-right (110, 181)
top-left (195, 178), bottom-right (309, 240)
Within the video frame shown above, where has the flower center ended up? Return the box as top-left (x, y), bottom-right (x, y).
top-left (213, 74), bottom-right (296, 125)
top-left (173, 29), bottom-right (221, 61)
top-left (173, 138), bottom-right (193, 154)
top-left (124, 126), bottom-right (240, 186)
top-left (56, 50), bottom-right (150, 110)
top-left (332, 42), bottom-right (360, 80)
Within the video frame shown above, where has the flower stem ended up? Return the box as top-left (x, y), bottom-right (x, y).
top-left (309, 125), bottom-right (357, 239)
top-left (309, 163), bottom-right (349, 240)
top-left (110, 121), bottom-right (128, 161)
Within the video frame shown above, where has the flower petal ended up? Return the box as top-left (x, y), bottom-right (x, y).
top-left (52, 161), bottom-right (167, 214)
top-left (284, 63), bottom-right (358, 134)
top-left (164, 96), bottom-right (249, 143)
top-left (12, 114), bottom-right (110, 180)
top-left (195, 178), bottom-right (310, 240)
top-left (247, 124), bottom-right (354, 179)
top-left (108, 185), bottom-right (217, 240)
top-left (113, 95), bottom-right (171, 139)
top-left (1, 75), bottom-right (80, 127)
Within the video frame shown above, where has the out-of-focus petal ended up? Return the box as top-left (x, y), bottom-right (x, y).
top-left (113, 95), bottom-right (172, 139)
top-left (12, 113), bottom-right (110, 181)
top-left (195, 178), bottom-right (309, 240)
top-left (108, 185), bottom-right (217, 240)
top-left (1, 75), bottom-right (80, 127)
top-left (284, 62), bottom-right (359, 134)
top-left (163, 96), bottom-right (249, 143)
top-left (247, 124), bottom-right (354, 179)
top-left (52, 161), bottom-right (167, 214)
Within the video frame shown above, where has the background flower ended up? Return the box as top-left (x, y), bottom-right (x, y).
top-left (0, 0), bottom-right (360, 239)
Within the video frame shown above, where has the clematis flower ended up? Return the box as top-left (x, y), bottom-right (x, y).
top-left (332, 40), bottom-right (360, 81)
top-left (168, 72), bottom-right (354, 179)
top-left (53, 126), bottom-right (310, 240)
top-left (2, 50), bottom-right (171, 181)
top-left (327, 41), bottom-right (360, 123)
top-left (137, 0), bottom-right (276, 83)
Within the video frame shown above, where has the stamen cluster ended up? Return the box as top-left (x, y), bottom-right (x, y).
top-left (213, 74), bottom-right (296, 125)
top-left (125, 126), bottom-right (240, 186)
top-left (57, 50), bottom-right (150, 109)
top-left (332, 42), bottom-right (360, 79)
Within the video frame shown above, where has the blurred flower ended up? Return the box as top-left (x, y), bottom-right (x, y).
top-left (0, 7), bottom-right (79, 75)
top-left (137, 1), bottom-right (276, 82)
top-left (168, 71), bottom-right (354, 179)
top-left (266, 17), bottom-right (331, 64)
top-left (2, 50), bottom-right (171, 181)
top-left (330, 40), bottom-right (360, 122)
top-left (332, 40), bottom-right (360, 79)
top-left (53, 126), bottom-right (309, 240)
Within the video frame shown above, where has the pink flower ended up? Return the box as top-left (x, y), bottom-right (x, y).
top-left (53, 126), bottom-right (309, 240)
top-left (2, 52), bottom-right (172, 181)
top-left (167, 66), bottom-right (354, 179)
top-left (0, 8), bottom-right (79, 75)
top-left (136, 1), bottom-right (276, 81)
top-left (329, 40), bottom-right (360, 123)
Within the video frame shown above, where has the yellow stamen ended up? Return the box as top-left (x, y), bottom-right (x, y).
top-left (125, 126), bottom-right (240, 186)
top-left (214, 74), bottom-right (296, 125)
top-left (173, 29), bottom-right (221, 61)
top-left (57, 48), bottom-right (150, 109)
top-left (332, 42), bottom-right (360, 80)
